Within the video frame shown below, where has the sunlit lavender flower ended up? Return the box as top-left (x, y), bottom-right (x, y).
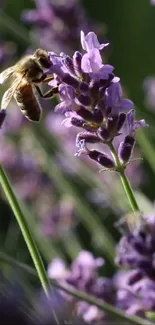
top-left (47, 31), bottom-right (148, 171)
top-left (48, 251), bottom-right (115, 323)
top-left (150, 0), bottom-right (155, 5)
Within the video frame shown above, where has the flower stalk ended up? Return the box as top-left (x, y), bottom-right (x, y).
top-left (0, 163), bottom-right (50, 296)
top-left (109, 142), bottom-right (140, 214)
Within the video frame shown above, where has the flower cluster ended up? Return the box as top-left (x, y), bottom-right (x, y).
top-left (115, 213), bottom-right (155, 316)
top-left (48, 250), bottom-right (115, 323)
top-left (48, 31), bottom-right (148, 171)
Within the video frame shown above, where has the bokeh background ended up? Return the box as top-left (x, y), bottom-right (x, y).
top-left (0, 0), bottom-right (155, 315)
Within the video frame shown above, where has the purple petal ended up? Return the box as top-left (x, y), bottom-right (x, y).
top-left (81, 49), bottom-right (102, 73)
top-left (112, 76), bottom-right (120, 83)
top-left (47, 258), bottom-right (67, 279)
top-left (127, 109), bottom-right (135, 130)
top-left (98, 64), bottom-right (114, 79)
top-left (61, 117), bottom-right (73, 127)
top-left (48, 52), bottom-right (62, 66)
top-left (134, 119), bottom-right (149, 130)
top-left (59, 84), bottom-right (75, 101)
top-left (119, 99), bottom-right (134, 111)
top-left (80, 30), bottom-right (109, 52)
top-left (62, 111), bottom-right (81, 127)
top-left (55, 101), bottom-right (70, 113)
top-left (105, 82), bottom-right (122, 108)
top-left (47, 53), bottom-right (67, 77)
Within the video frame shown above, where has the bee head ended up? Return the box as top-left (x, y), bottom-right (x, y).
top-left (34, 49), bottom-right (51, 69)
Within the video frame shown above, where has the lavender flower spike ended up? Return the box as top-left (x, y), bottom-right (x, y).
top-left (47, 29), bottom-right (148, 178)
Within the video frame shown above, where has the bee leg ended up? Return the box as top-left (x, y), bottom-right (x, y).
top-left (35, 85), bottom-right (58, 99)
top-left (42, 76), bottom-right (54, 83)
top-left (32, 74), bottom-right (54, 84)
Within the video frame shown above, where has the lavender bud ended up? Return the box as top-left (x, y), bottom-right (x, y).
top-left (77, 107), bottom-right (94, 121)
top-left (62, 55), bottom-right (75, 76)
top-left (89, 150), bottom-right (115, 168)
top-left (98, 154), bottom-right (115, 168)
top-left (127, 270), bottom-right (144, 285)
top-left (62, 73), bottom-right (79, 88)
top-left (118, 135), bottom-right (135, 163)
top-left (93, 108), bottom-right (103, 124)
top-left (99, 73), bottom-right (114, 87)
top-left (89, 80), bottom-right (100, 99)
top-left (89, 149), bottom-right (100, 161)
top-left (77, 94), bottom-right (92, 107)
top-left (71, 117), bottom-right (85, 127)
top-left (79, 81), bottom-right (89, 93)
top-left (104, 107), bottom-right (112, 117)
top-left (117, 112), bottom-right (126, 132)
top-left (99, 86), bottom-right (106, 99)
top-left (73, 51), bottom-right (82, 76)
top-left (77, 132), bottom-right (100, 144)
top-left (107, 115), bottom-right (119, 133)
top-left (97, 100), bottom-right (105, 112)
top-left (0, 109), bottom-right (6, 128)
top-left (97, 128), bottom-right (110, 141)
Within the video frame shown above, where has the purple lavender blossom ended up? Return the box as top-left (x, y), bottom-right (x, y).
top-left (116, 213), bottom-right (155, 280)
top-left (115, 213), bottom-right (155, 316)
top-left (47, 30), bottom-right (147, 171)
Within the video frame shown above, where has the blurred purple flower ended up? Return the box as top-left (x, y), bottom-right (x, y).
top-left (0, 40), bottom-right (16, 66)
top-left (143, 76), bottom-right (155, 110)
top-left (22, 0), bottom-right (101, 54)
top-left (41, 196), bottom-right (76, 238)
top-left (116, 213), bottom-right (155, 280)
top-left (48, 251), bottom-right (115, 323)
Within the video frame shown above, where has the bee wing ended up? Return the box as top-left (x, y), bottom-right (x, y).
top-left (0, 66), bottom-right (15, 84)
top-left (1, 77), bottom-right (22, 109)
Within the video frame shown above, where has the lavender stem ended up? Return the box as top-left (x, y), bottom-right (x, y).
top-left (0, 163), bottom-right (50, 296)
top-left (109, 142), bottom-right (140, 214)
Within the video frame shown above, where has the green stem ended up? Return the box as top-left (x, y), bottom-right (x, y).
top-left (109, 143), bottom-right (140, 214)
top-left (0, 253), bottom-right (152, 325)
top-left (0, 164), bottom-right (50, 296)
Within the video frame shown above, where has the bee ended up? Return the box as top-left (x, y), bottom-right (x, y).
top-left (0, 49), bottom-right (58, 122)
